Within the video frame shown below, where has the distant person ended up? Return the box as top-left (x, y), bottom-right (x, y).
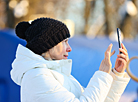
top-left (10, 17), bottom-right (130, 102)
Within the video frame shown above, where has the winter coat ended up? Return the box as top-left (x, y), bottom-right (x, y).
top-left (10, 44), bottom-right (130, 102)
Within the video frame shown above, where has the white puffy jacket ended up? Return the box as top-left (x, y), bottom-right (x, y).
top-left (11, 44), bottom-right (130, 102)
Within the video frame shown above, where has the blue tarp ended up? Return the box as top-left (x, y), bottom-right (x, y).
top-left (0, 29), bottom-right (138, 102)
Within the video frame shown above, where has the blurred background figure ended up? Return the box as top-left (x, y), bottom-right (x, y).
top-left (0, 0), bottom-right (138, 102)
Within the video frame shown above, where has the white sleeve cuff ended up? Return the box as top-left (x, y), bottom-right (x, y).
top-left (112, 68), bottom-right (125, 77)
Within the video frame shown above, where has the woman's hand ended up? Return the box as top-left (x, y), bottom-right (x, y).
top-left (115, 43), bottom-right (129, 73)
top-left (99, 44), bottom-right (115, 73)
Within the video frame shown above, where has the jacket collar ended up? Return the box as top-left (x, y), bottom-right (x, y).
top-left (46, 59), bottom-right (72, 76)
top-left (11, 44), bottom-right (72, 85)
top-left (17, 44), bottom-right (73, 76)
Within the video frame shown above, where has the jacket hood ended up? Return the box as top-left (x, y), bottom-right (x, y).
top-left (10, 44), bottom-right (72, 85)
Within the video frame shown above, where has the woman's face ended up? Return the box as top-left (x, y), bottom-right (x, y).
top-left (48, 39), bottom-right (72, 60)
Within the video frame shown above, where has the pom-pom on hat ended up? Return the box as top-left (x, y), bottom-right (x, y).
top-left (15, 17), bottom-right (70, 55)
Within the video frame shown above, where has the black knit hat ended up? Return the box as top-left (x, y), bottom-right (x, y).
top-left (15, 17), bottom-right (70, 55)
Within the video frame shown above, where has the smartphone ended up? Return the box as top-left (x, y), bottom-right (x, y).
top-left (117, 28), bottom-right (122, 53)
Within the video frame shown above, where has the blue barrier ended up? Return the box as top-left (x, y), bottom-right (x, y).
top-left (0, 78), bottom-right (9, 102)
top-left (0, 30), bottom-right (26, 102)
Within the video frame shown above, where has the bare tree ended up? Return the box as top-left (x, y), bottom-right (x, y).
top-left (5, 0), bottom-right (70, 28)
top-left (15, 0), bottom-right (40, 26)
top-left (104, 0), bottom-right (125, 36)
top-left (54, 0), bottom-right (70, 19)
top-left (83, 0), bottom-right (96, 34)
top-left (4, 0), bottom-right (38, 28)
top-left (0, 0), bottom-right (6, 29)
top-left (5, 0), bottom-right (15, 28)
top-left (121, 0), bottom-right (138, 39)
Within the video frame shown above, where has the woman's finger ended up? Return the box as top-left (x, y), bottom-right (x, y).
top-left (119, 48), bottom-right (128, 56)
top-left (105, 43), bottom-right (113, 53)
top-left (105, 43), bottom-right (113, 61)
top-left (111, 50), bottom-right (115, 57)
top-left (117, 57), bottom-right (126, 64)
top-left (121, 43), bottom-right (127, 52)
top-left (117, 54), bottom-right (129, 62)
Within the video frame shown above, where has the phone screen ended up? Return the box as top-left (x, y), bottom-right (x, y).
top-left (117, 28), bottom-right (122, 49)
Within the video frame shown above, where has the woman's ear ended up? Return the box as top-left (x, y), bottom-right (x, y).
top-left (41, 52), bottom-right (52, 60)
top-left (41, 53), bottom-right (45, 57)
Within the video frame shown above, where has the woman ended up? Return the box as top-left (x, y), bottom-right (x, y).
top-left (11, 17), bottom-right (130, 102)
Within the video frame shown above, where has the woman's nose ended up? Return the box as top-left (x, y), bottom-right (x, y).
top-left (66, 44), bottom-right (72, 52)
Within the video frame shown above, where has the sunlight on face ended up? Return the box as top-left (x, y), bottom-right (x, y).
top-left (48, 39), bottom-right (72, 60)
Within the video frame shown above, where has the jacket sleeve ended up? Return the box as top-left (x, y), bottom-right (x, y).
top-left (104, 70), bottom-right (130, 102)
top-left (80, 71), bottom-right (113, 102)
top-left (22, 69), bottom-right (113, 102)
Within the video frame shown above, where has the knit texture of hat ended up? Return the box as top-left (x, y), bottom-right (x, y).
top-left (15, 17), bottom-right (70, 55)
